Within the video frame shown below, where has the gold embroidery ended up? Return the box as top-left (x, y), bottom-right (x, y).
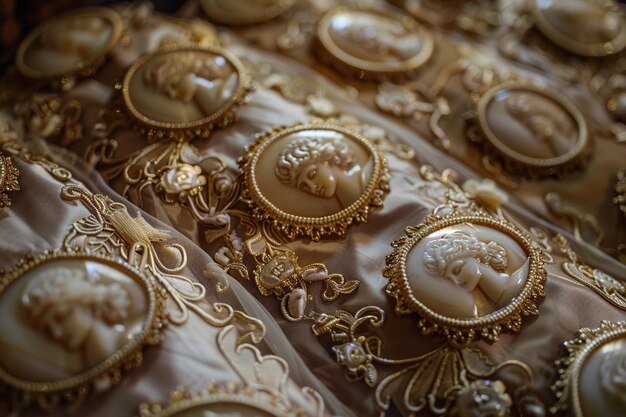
top-left (0, 153), bottom-right (19, 208)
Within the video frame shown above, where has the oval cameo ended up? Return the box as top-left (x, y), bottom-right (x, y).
top-left (385, 213), bottom-right (545, 341)
top-left (0, 253), bottom-right (157, 393)
top-left (199, 0), bottom-right (295, 25)
top-left (477, 82), bottom-right (588, 170)
top-left (554, 322), bottom-right (626, 417)
top-left (316, 6), bottom-right (433, 79)
top-left (122, 46), bottom-right (250, 131)
top-left (242, 124), bottom-right (388, 240)
top-left (16, 7), bottom-right (123, 79)
top-left (153, 402), bottom-right (283, 417)
top-left (532, 0), bottom-right (626, 56)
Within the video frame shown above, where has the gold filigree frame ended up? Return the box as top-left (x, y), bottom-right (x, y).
top-left (16, 7), bottom-right (123, 80)
top-left (472, 81), bottom-right (590, 178)
top-left (138, 384), bottom-right (299, 417)
top-left (384, 212), bottom-right (546, 345)
top-left (121, 45), bottom-right (253, 137)
top-left (531, 0), bottom-right (626, 57)
top-left (0, 153), bottom-right (19, 208)
top-left (240, 123), bottom-right (389, 241)
top-left (314, 5), bottom-right (434, 81)
top-left (199, 0), bottom-right (295, 26)
top-left (551, 321), bottom-right (626, 416)
top-left (0, 250), bottom-right (164, 407)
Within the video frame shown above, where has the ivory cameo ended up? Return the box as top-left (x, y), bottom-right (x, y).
top-left (122, 46), bottom-right (250, 131)
top-left (163, 404), bottom-right (276, 417)
top-left (199, 0), bottom-right (295, 25)
top-left (476, 82), bottom-right (588, 173)
top-left (241, 123), bottom-right (389, 240)
top-left (16, 7), bottom-right (122, 79)
top-left (532, 0), bottom-right (626, 56)
top-left (406, 224), bottom-right (529, 319)
top-left (553, 321), bottom-right (626, 417)
top-left (0, 253), bottom-right (158, 395)
top-left (316, 6), bottom-right (433, 79)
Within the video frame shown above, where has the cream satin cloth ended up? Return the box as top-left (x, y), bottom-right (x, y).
top-left (2, 1), bottom-right (626, 417)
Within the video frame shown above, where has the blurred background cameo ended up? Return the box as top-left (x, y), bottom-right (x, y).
top-left (323, 8), bottom-right (427, 69)
top-left (406, 224), bottom-right (529, 319)
top-left (255, 129), bottom-right (374, 218)
top-left (19, 10), bottom-right (118, 77)
top-left (0, 259), bottom-right (148, 382)
top-left (484, 87), bottom-right (581, 162)
top-left (578, 337), bottom-right (626, 417)
top-left (200, 0), bottom-right (295, 25)
top-left (127, 50), bottom-right (239, 125)
top-left (535, 0), bottom-right (624, 46)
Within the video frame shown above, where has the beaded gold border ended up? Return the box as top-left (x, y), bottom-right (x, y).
top-left (531, 0), bottom-right (626, 57)
top-left (384, 212), bottom-right (546, 345)
top-left (314, 5), bottom-right (434, 81)
top-left (137, 384), bottom-right (303, 417)
top-left (240, 123), bottom-right (389, 241)
top-left (16, 7), bottom-right (123, 80)
top-left (551, 321), bottom-right (626, 416)
top-left (0, 250), bottom-right (164, 407)
top-left (121, 44), bottom-right (253, 136)
top-left (471, 81), bottom-right (591, 179)
top-left (199, 0), bottom-right (295, 26)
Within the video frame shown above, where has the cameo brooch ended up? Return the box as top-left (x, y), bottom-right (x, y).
top-left (121, 44), bottom-right (253, 140)
top-left (552, 321), bottom-right (626, 417)
top-left (240, 123), bottom-right (389, 241)
top-left (531, 0), bottom-right (626, 57)
top-left (466, 81), bottom-right (590, 179)
top-left (16, 7), bottom-right (123, 81)
top-left (314, 5), bottom-right (434, 80)
top-left (0, 251), bottom-right (164, 408)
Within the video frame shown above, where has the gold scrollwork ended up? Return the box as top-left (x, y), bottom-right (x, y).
top-left (0, 153), bottom-right (19, 208)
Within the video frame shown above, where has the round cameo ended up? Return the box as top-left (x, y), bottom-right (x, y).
top-left (122, 46), bottom-right (252, 134)
top-left (532, 0), bottom-right (626, 56)
top-left (315, 6), bottom-right (433, 80)
top-left (384, 213), bottom-right (545, 343)
top-left (553, 321), bottom-right (626, 417)
top-left (475, 81), bottom-right (589, 177)
top-left (241, 123), bottom-right (389, 240)
top-left (16, 7), bottom-right (123, 79)
top-left (199, 0), bottom-right (295, 25)
top-left (0, 252), bottom-right (161, 401)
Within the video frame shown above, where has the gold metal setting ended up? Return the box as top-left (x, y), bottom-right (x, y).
top-left (16, 7), bottom-right (123, 80)
top-left (314, 5), bottom-right (434, 81)
top-left (0, 153), bottom-right (19, 208)
top-left (552, 321), bottom-right (626, 416)
top-left (467, 81), bottom-right (591, 180)
top-left (531, 0), bottom-right (626, 57)
top-left (614, 170), bottom-right (626, 217)
top-left (240, 123), bottom-right (390, 241)
top-left (199, 0), bottom-right (295, 26)
top-left (121, 44), bottom-right (253, 140)
top-left (0, 250), bottom-right (165, 409)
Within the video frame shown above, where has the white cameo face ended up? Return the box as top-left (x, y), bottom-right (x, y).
top-left (0, 259), bottom-right (148, 382)
top-left (406, 224), bottom-right (529, 319)
top-left (18, 9), bottom-right (120, 78)
top-left (171, 403), bottom-right (276, 417)
top-left (126, 49), bottom-right (240, 126)
top-left (254, 129), bottom-right (374, 217)
top-left (319, 7), bottom-right (432, 73)
top-left (483, 86), bottom-right (583, 164)
top-left (579, 337), bottom-right (626, 417)
top-left (536, 0), bottom-right (624, 45)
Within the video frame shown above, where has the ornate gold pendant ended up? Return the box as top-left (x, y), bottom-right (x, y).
top-left (552, 321), bottom-right (626, 417)
top-left (121, 44), bottom-right (253, 141)
top-left (240, 122), bottom-right (390, 241)
top-left (16, 7), bottom-right (123, 81)
top-left (0, 250), bottom-right (165, 409)
top-left (314, 5), bottom-right (434, 81)
top-left (466, 80), bottom-right (591, 180)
